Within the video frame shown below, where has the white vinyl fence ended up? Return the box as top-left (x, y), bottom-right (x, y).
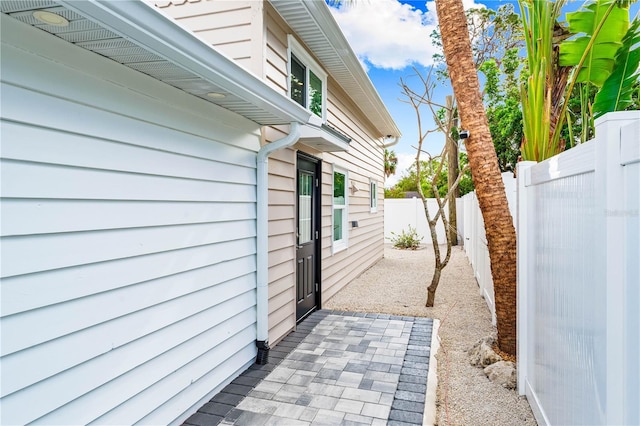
top-left (461, 172), bottom-right (516, 325)
top-left (384, 111), bottom-right (639, 425)
top-left (517, 111), bottom-right (640, 426)
top-left (384, 197), bottom-right (463, 245)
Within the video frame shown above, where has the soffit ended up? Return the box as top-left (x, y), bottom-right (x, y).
top-left (269, 0), bottom-right (401, 139)
top-left (0, 0), bottom-right (311, 127)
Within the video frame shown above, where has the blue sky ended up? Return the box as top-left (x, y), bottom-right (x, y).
top-left (327, 0), bottom-right (640, 187)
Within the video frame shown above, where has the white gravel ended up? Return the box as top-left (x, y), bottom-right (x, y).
top-left (323, 244), bottom-right (537, 426)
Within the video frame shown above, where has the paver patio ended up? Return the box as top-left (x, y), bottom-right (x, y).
top-left (183, 310), bottom-right (435, 426)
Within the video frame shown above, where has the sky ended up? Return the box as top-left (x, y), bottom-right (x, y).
top-left (327, 0), bottom-right (495, 187)
top-left (327, 0), bottom-right (639, 187)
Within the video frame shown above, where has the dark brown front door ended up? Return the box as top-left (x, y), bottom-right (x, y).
top-left (296, 154), bottom-right (320, 321)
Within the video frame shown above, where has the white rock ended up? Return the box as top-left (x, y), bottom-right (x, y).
top-left (468, 336), bottom-right (502, 367)
top-left (484, 361), bottom-right (517, 389)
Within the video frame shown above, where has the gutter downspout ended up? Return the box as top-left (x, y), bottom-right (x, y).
top-left (255, 122), bottom-right (301, 365)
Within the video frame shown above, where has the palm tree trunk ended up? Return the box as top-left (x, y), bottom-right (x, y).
top-left (435, 0), bottom-right (518, 356)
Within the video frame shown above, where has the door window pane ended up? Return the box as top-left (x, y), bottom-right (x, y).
top-left (299, 172), bottom-right (312, 244)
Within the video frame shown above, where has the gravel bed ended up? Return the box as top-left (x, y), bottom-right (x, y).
top-left (323, 244), bottom-right (537, 426)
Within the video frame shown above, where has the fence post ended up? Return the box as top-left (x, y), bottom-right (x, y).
top-left (516, 161), bottom-right (536, 396)
top-left (619, 118), bottom-right (640, 425)
top-left (595, 111), bottom-right (639, 425)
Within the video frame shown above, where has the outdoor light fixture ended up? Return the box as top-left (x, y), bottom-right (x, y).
top-left (33, 11), bottom-right (69, 26)
top-left (206, 92), bottom-right (226, 99)
top-left (350, 182), bottom-right (359, 194)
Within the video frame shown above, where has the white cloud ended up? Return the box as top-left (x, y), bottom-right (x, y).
top-left (330, 0), bottom-right (486, 71)
top-left (330, 0), bottom-right (437, 70)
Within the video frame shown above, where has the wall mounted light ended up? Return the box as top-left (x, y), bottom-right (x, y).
top-left (350, 182), bottom-right (359, 194)
top-left (206, 92), bottom-right (226, 99)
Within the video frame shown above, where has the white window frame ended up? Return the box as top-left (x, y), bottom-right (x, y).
top-left (332, 165), bottom-right (348, 253)
top-left (370, 179), bottom-right (378, 213)
top-left (287, 35), bottom-right (328, 122)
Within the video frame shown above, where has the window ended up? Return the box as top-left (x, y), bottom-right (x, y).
top-left (370, 180), bottom-right (378, 213)
top-left (298, 172), bottom-right (313, 244)
top-left (333, 167), bottom-right (348, 252)
top-left (288, 35), bottom-right (327, 120)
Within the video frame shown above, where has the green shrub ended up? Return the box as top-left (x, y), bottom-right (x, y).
top-left (390, 226), bottom-right (423, 250)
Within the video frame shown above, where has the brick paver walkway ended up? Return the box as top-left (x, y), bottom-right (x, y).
top-left (184, 310), bottom-right (434, 426)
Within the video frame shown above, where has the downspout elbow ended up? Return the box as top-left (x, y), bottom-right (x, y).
top-left (255, 122), bottom-right (301, 365)
top-left (258, 122), bottom-right (301, 162)
top-left (383, 136), bottom-right (400, 149)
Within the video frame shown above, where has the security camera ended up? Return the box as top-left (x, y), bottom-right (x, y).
top-left (459, 130), bottom-right (470, 139)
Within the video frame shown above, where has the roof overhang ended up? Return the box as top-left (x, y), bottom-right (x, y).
top-left (269, 0), bottom-right (401, 139)
top-left (298, 116), bottom-right (351, 152)
top-left (0, 0), bottom-right (312, 127)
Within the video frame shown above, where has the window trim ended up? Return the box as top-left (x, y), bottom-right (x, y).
top-left (332, 165), bottom-right (348, 253)
top-left (287, 35), bottom-right (327, 122)
top-left (370, 179), bottom-right (378, 213)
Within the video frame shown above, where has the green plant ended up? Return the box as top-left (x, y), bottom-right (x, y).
top-left (388, 155), bottom-right (474, 199)
top-left (384, 149), bottom-right (398, 177)
top-left (557, 0), bottom-right (638, 138)
top-left (520, 0), bottom-right (639, 150)
top-left (518, 0), bottom-right (568, 161)
top-left (390, 226), bottom-right (424, 250)
top-left (592, 16), bottom-right (640, 117)
top-left (384, 187), bottom-right (406, 198)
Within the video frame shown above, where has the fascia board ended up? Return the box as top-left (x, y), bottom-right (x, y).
top-left (58, 0), bottom-right (312, 125)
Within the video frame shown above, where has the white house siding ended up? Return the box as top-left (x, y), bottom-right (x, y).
top-left (152, 1), bottom-right (387, 346)
top-left (1, 20), bottom-right (261, 426)
top-left (320, 86), bottom-right (386, 302)
top-left (155, 0), bottom-right (265, 77)
top-left (265, 5), bottom-right (291, 94)
top-left (264, 127), bottom-right (298, 343)
top-left (263, 7), bottom-right (385, 343)
top-left (156, 0), bottom-right (296, 355)
top-left (261, 6), bottom-right (299, 343)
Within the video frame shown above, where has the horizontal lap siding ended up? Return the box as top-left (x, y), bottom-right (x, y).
top-left (265, 6), bottom-right (289, 94)
top-left (321, 84), bottom-right (385, 302)
top-left (1, 26), bottom-right (260, 426)
top-left (262, 5), bottom-right (385, 342)
top-left (264, 8), bottom-right (295, 344)
top-left (267, 142), bottom-right (296, 344)
top-left (156, 0), bottom-right (264, 77)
